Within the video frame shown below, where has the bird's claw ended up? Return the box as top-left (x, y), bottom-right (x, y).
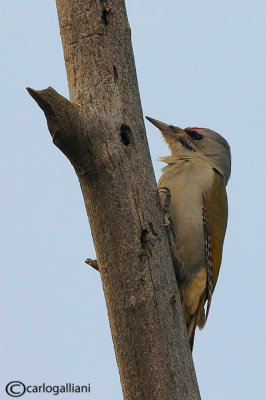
top-left (157, 186), bottom-right (176, 239)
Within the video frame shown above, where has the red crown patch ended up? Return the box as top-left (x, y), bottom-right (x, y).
top-left (185, 127), bottom-right (205, 130)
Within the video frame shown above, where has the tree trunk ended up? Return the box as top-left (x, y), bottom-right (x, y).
top-left (27, 1), bottom-right (201, 399)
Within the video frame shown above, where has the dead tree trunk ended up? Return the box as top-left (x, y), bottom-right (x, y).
top-left (27, 1), bottom-right (201, 399)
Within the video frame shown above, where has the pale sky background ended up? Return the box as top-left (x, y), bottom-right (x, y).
top-left (1, 1), bottom-right (265, 399)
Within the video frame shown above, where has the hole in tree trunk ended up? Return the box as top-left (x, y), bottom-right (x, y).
top-left (140, 229), bottom-right (149, 248)
top-left (120, 124), bottom-right (132, 146)
top-left (113, 65), bottom-right (118, 82)
top-left (102, 6), bottom-right (112, 26)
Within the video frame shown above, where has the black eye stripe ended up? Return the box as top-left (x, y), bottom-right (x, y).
top-left (185, 129), bottom-right (204, 140)
top-left (178, 137), bottom-right (195, 151)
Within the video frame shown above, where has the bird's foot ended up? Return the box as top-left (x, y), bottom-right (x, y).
top-left (158, 187), bottom-right (175, 238)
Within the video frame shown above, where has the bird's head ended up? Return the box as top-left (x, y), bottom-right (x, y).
top-left (146, 116), bottom-right (231, 184)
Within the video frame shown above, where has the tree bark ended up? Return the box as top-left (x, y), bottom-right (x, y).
top-left (27, 1), bottom-right (201, 399)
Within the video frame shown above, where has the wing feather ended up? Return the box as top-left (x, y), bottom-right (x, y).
top-left (204, 171), bottom-right (228, 291)
top-left (190, 171), bottom-right (228, 349)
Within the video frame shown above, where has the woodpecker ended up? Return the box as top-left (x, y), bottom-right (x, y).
top-left (146, 117), bottom-right (231, 349)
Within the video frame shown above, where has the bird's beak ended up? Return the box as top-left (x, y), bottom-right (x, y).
top-left (145, 116), bottom-right (183, 137)
top-left (146, 116), bottom-right (186, 148)
top-left (145, 116), bottom-right (170, 131)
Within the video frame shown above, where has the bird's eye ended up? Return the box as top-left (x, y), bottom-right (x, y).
top-left (185, 129), bottom-right (203, 140)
